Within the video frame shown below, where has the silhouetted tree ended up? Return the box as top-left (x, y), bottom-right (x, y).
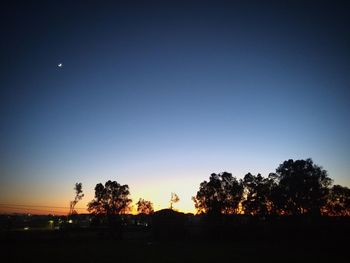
top-left (69, 182), bottom-right (84, 215)
top-left (136, 198), bottom-right (154, 214)
top-left (266, 172), bottom-right (283, 215)
top-left (170, 192), bottom-right (180, 210)
top-left (270, 159), bottom-right (332, 216)
top-left (242, 173), bottom-right (275, 216)
top-left (324, 185), bottom-right (350, 216)
top-left (87, 180), bottom-right (132, 216)
top-left (193, 172), bottom-right (243, 215)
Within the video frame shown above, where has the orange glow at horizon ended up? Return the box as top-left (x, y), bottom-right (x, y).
top-left (0, 196), bottom-right (196, 216)
top-left (0, 180), bottom-right (198, 215)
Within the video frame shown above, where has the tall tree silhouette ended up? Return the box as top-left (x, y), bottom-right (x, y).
top-left (69, 182), bottom-right (84, 215)
top-left (324, 185), bottom-right (350, 216)
top-left (136, 198), bottom-right (154, 214)
top-left (270, 159), bottom-right (332, 215)
top-left (87, 180), bottom-right (131, 216)
top-left (242, 173), bottom-right (274, 216)
top-left (170, 193), bottom-right (179, 210)
top-left (193, 172), bottom-right (243, 215)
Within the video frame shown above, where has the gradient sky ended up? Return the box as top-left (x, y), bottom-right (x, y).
top-left (1, 0), bottom-right (350, 214)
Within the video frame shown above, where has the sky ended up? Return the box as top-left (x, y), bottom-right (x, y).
top-left (1, 0), bottom-right (350, 214)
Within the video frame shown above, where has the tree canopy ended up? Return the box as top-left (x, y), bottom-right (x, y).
top-left (271, 158), bottom-right (332, 215)
top-left (324, 185), bottom-right (350, 216)
top-left (193, 172), bottom-right (243, 215)
top-left (136, 198), bottom-right (154, 214)
top-left (69, 182), bottom-right (84, 215)
top-left (242, 173), bottom-right (275, 216)
top-left (87, 180), bottom-right (132, 216)
top-left (192, 159), bottom-right (349, 217)
top-left (170, 193), bottom-right (180, 210)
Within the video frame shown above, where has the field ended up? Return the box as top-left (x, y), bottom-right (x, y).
top-left (1, 228), bottom-right (348, 263)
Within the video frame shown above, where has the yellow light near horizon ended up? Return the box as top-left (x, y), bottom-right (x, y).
top-left (0, 172), bottom-right (203, 215)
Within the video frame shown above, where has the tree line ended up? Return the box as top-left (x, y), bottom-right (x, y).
top-left (193, 159), bottom-right (349, 217)
top-left (70, 158), bottom-right (350, 218)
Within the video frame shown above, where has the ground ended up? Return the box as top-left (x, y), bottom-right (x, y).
top-left (1, 229), bottom-right (348, 263)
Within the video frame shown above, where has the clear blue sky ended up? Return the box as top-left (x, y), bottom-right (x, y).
top-left (1, 0), bottom-right (349, 213)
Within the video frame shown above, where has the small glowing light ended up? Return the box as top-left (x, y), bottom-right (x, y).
top-left (58, 63), bottom-right (63, 68)
top-left (24, 227), bottom-right (29, 230)
top-left (48, 220), bottom-right (54, 224)
top-left (68, 219), bottom-right (73, 224)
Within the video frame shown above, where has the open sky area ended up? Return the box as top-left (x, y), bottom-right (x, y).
top-left (1, 0), bottom-right (350, 214)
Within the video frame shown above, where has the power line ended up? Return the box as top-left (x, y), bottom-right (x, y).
top-left (0, 205), bottom-right (66, 214)
top-left (0, 203), bottom-right (86, 210)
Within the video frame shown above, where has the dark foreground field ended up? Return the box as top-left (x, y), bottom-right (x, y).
top-left (1, 228), bottom-right (348, 263)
